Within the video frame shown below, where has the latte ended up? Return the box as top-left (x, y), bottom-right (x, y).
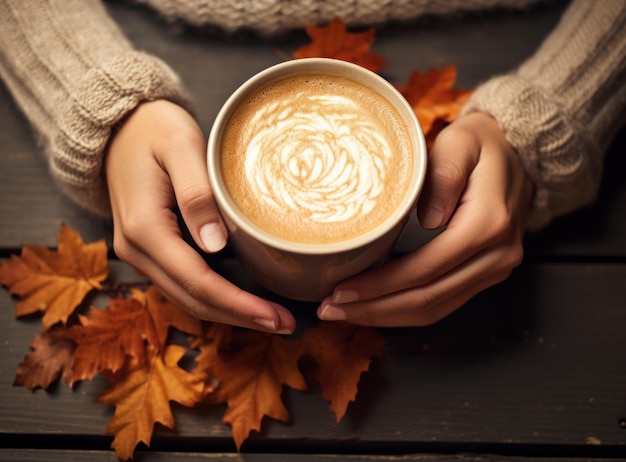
top-left (220, 73), bottom-right (414, 245)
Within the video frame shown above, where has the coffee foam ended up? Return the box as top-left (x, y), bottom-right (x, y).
top-left (221, 74), bottom-right (414, 245)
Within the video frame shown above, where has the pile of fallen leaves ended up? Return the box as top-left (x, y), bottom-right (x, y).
top-left (0, 19), bottom-right (472, 461)
top-left (0, 224), bottom-right (385, 460)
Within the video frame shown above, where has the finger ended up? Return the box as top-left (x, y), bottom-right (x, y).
top-left (417, 124), bottom-right (480, 229)
top-left (333, 136), bottom-right (513, 303)
top-left (331, 199), bottom-right (496, 304)
top-left (114, 189), bottom-right (295, 331)
top-left (319, 247), bottom-right (514, 327)
top-left (119, 229), bottom-right (295, 334)
top-left (157, 123), bottom-right (228, 254)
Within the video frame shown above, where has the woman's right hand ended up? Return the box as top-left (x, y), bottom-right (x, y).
top-left (105, 99), bottom-right (295, 334)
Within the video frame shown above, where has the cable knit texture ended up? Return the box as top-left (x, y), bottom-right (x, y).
top-left (137, 0), bottom-right (540, 35)
top-left (462, 0), bottom-right (626, 229)
top-left (0, 0), bottom-right (625, 227)
top-left (0, 0), bottom-right (191, 215)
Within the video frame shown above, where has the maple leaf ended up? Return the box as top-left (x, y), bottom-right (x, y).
top-left (13, 325), bottom-right (77, 390)
top-left (97, 345), bottom-right (205, 461)
top-left (0, 223), bottom-right (109, 328)
top-left (397, 65), bottom-right (473, 142)
top-left (66, 286), bottom-right (202, 382)
top-left (302, 321), bottom-right (385, 422)
top-left (195, 327), bottom-right (307, 450)
top-left (293, 17), bottom-right (387, 73)
top-left (133, 285), bottom-right (203, 346)
top-left (65, 299), bottom-right (158, 382)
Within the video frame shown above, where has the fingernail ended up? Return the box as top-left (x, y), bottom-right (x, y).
top-left (333, 289), bottom-right (359, 304)
top-left (254, 318), bottom-right (277, 331)
top-left (421, 205), bottom-right (445, 229)
top-left (200, 222), bottom-right (227, 252)
top-left (276, 329), bottom-right (293, 335)
top-left (319, 304), bottom-right (346, 321)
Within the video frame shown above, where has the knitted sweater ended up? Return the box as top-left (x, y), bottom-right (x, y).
top-left (1, 0), bottom-right (625, 229)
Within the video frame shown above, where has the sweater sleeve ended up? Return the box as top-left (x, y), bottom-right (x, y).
top-left (138, 0), bottom-right (542, 35)
top-left (461, 0), bottom-right (626, 230)
top-left (0, 0), bottom-right (191, 216)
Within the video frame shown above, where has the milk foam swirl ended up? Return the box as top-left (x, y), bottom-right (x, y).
top-left (243, 93), bottom-right (391, 223)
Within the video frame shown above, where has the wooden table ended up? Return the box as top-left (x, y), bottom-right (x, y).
top-left (1, 1), bottom-right (625, 460)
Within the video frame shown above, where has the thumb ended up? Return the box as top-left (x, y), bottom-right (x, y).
top-left (174, 163), bottom-right (228, 254)
top-left (163, 135), bottom-right (228, 254)
top-left (417, 126), bottom-right (479, 229)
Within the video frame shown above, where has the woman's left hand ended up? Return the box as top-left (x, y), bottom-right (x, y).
top-left (317, 112), bottom-right (534, 327)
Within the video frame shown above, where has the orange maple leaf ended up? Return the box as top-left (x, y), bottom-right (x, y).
top-left (13, 325), bottom-right (77, 390)
top-left (195, 327), bottom-right (307, 450)
top-left (293, 18), bottom-right (387, 73)
top-left (302, 321), bottom-right (385, 422)
top-left (397, 65), bottom-right (473, 144)
top-left (132, 286), bottom-right (203, 346)
top-left (97, 345), bottom-right (206, 461)
top-left (66, 286), bottom-right (202, 382)
top-left (0, 223), bottom-right (109, 328)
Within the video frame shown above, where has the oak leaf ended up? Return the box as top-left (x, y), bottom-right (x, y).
top-left (397, 65), bottom-right (473, 144)
top-left (293, 18), bottom-right (387, 73)
top-left (302, 321), bottom-right (385, 422)
top-left (195, 327), bottom-right (307, 450)
top-left (97, 345), bottom-right (206, 461)
top-left (13, 325), bottom-right (77, 390)
top-left (0, 223), bottom-right (108, 328)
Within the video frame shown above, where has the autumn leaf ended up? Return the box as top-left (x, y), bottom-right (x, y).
top-left (97, 345), bottom-right (206, 461)
top-left (13, 324), bottom-right (77, 390)
top-left (66, 286), bottom-right (202, 382)
top-left (195, 327), bottom-right (307, 450)
top-left (132, 285), bottom-right (203, 346)
top-left (302, 321), bottom-right (385, 422)
top-left (65, 298), bottom-right (158, 382)
top-left (397, 65), bottom-right (473, 144)
top-left (293, 18), bottom-right (387, 73)
top-left (0, 223), bottom-right (108, 328)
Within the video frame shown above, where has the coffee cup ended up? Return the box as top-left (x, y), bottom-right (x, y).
top-left (207, 58), bottom-right (427, 301)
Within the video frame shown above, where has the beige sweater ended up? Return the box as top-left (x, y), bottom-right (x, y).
top-left (0, 0), bottom-right (625, 229)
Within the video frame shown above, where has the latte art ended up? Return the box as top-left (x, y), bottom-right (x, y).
top-left (221, 74), bottom-right (414, 245)
top-left (245, 94), bottom-right (390, 223)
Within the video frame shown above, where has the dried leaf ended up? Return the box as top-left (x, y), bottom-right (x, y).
top-left (132, 285), bottom-right (203, 345)
top-left (302, 321), bottom-right (385, 422)
top-left (397, 66), bottom-right (473, 142)
top-left (66, 286), bottom-right (202, 382)
top-left (195, 327), bottom-right (307, 450)
top-left (13, 325), bottom-right (77, 390)
top-left (294, 18), bottom-right (387, 73)
top-left (65, 299), bottom-right (156, 382)
top-left (0, 223), bottom-right (108, 328)
top-left (97, 345), bottom-right (205, 461)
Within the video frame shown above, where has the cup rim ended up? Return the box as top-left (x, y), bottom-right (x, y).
top-left (207, 57), bottom-right (427, 255)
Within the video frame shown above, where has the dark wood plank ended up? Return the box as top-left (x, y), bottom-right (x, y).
top-left (3, 449), bottom-right (622, 462)
top-left (2, 261), bottom-right (625, 451)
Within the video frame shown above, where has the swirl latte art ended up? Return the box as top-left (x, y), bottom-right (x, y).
top-left (246, 94), bottom-right (389, 223)
top-left (221, 74), bottom-right (414, 245)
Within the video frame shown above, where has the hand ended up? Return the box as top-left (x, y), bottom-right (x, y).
top-left (105, 100), bottom-right (295, 333)
top-left (318, 112), bottom-right (534, 327)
